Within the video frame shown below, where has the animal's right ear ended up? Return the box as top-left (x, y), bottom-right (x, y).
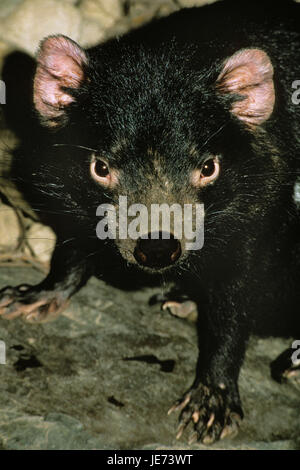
top-left (33, 35), bottom-right (88, 128)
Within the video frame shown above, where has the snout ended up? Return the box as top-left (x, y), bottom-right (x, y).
top-left (134, 231), bottom-right (181, 269)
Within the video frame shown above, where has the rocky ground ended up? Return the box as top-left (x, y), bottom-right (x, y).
top-left (0, 0), bottom-right (299, 451)
top-left (0, 267), bottom-right (299, 450)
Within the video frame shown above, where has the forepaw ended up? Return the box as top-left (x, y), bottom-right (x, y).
top-left (168, 383), bottom-right (243, 444)
top-left (0, 284), bottom-right (69, 323)
top-left (149, 292), bottom-right (197, 321)
top-left (162, 300), bottom-right (197, 320)
top-left (271, 347), bottom-right (300, 384)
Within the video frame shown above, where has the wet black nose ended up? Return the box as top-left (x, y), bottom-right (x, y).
top-left (134, 232), bottom-right (181, 268)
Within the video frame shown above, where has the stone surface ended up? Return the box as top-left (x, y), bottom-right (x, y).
top-left (0, 129), bottom-right (37, 221)
top-left (177, 0), bottom-right (217, 7)
top-left (0, 0), bottom-right (82, 55)
top-left (0, 0), bottom-right (24, 20)
top-left (0, 204), bottom-right (20, 252)
top-left (80, 0), bottom-right (123, 27)
top-left (79, 19), bottom-right (107, 48)
top-left (0, 41), bottom-right (12, 73)
top-left (0, 0), bottom-right (221, 60)
top-left (0, 267), bottom-right (299, 450)
top-left (24, 223), bottom-right (56, 264)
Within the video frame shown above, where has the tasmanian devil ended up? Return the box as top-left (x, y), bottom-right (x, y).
top-left (0, 0), bottom-right (300, 444)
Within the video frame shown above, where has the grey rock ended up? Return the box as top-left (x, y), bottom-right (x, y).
top-left (0, 267), bottom-right (299, 450)
top-left (0, 204), bottom-right (21, 252)
top-left (177, 0), bottom-right (218, 8)
top-left (0, 0), bottom-right (82, 55)
top-left (24, 223), bottom-right (56, 264)
top-left (0, 0), bottom-right (24, 20)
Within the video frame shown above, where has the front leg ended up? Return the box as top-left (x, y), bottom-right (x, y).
top-left (0, 237), bottom-right (95, 322)
top-left (170, 283), bottom-right (249, 444)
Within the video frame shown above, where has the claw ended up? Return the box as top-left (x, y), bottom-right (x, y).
top-left (202, 433), bottom-right (215, 445)
top-left (207, 412), bottom-right (215, 429)
top-left (169, 384), bottom-right (243, 444)
top-left (176, 423), bottom-right (186, 440)
top-left (168, 393), bottom-right (191, 415)
top-left (220, 422), bottom-right (238, 440)
top-left (188, 431), bottom-right (198, 445)
top-left (192, 410), bottom-right (200, 423)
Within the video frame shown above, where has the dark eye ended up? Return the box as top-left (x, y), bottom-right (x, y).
top-left (90, 155), bottom-right (112, 186)
top-left (94, 160), bottom-right (109, 177)
top-left (201, 158), bottom-right (216, 177)
top-left (190, 156), bottom-right (220, 188)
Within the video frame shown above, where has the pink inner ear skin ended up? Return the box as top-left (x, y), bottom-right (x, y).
top-left (216, 48), bottom-right (275, 126)
top-left (33, 35), bottom-right (88, 127)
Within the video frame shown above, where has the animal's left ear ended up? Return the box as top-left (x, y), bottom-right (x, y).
top-left (216, 48), bottom-right (275, 126)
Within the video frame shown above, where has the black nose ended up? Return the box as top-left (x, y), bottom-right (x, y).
top-left (134, 231), bottom-right (181, 268)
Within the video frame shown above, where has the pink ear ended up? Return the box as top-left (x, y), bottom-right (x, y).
top-left (33, 35), bottom-right (88, 127)
top-left (216, 48), bottom-right (275, 126)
